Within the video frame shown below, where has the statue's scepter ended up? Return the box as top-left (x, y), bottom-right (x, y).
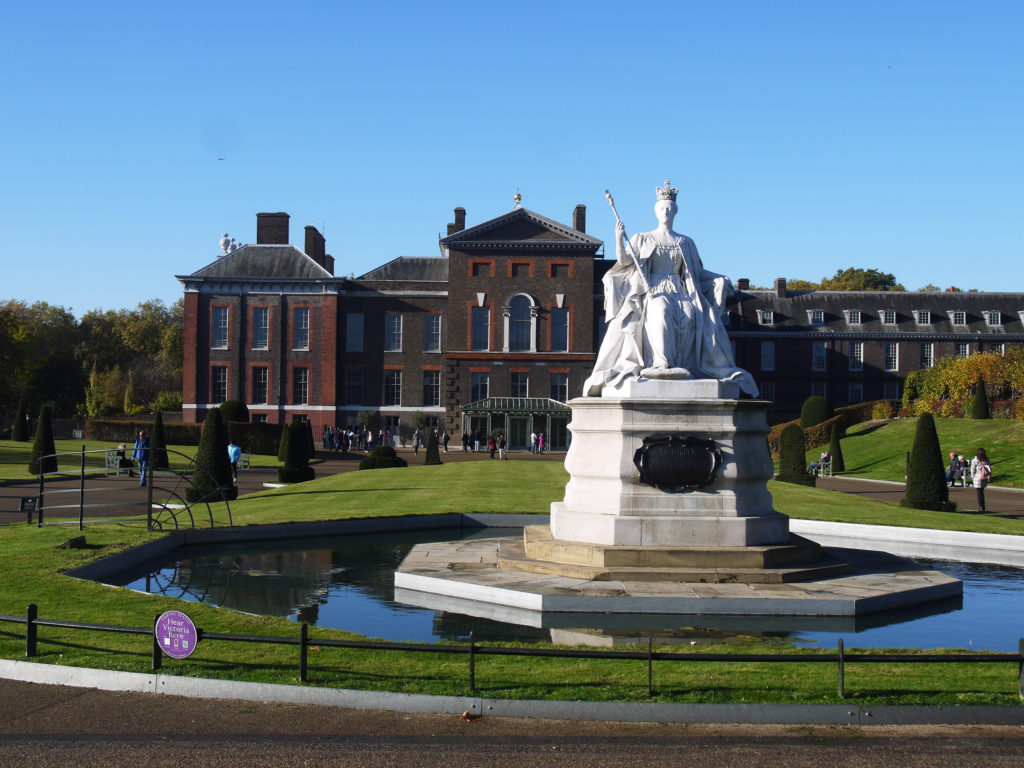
top-left (604, 190), bottom-right (650, 293)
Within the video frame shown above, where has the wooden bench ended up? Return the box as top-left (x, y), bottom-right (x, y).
top-left (105, 449), bottom-right (132, 477)
top-left (239, 452), bottom-right (252, 470)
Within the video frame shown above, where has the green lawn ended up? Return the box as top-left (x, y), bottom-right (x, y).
top-left (1, 465), bottom-right (1022, 705)
top-left (808, 417), bottom-right (1024, 489)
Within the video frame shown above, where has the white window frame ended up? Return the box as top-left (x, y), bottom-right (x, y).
top-left (211, 366), bottom-right (228, 403)
top-left (985, 310), bottom-right (1002, 327)
top-left (292, 308), bottom-right (310, 351)
top-left (915, 310), bottom-right (931, 325)
top-left (884, 342), bottom-right (899, 372)
top-left (510, 371), bottom-right (529, 398)
top-left (807, 309), bottom-right (825, 326)
top-left (950, 310), bottom-right (967, 327)
top-left (845, 309), bottom-right (862, 326)
top-left (471, 372), bottom-right (489, 401)
top-left (252, 307), bottom-right (269, 350)
top-left (383, 370), bottom-right (402, 406)
top-left (550, 373), bottom-right (568, 402)
top-left (504, 294), bottom-right (537, 353)
top-left (292, 367), bottom-right (309, 405)
top-left (384, 314), bottom-right (403, 352)
top-left (758, 309), bottom-right (774, 325)
top-left (211, 306), bottom-right (229, 349)
top-left (422, 370), bottom-right (440, 406)
top-left (849, 341), bottom-right (863, 371)
top-left (882, 309), bottom-right (897, 325)
top-left (955, 342), bottom-right (969, 358)
top-left (920, 342), bottom-right (934, 369)
top-left (424, 315), bottom-right (442, 353)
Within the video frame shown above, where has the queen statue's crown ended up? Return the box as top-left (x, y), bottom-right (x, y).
top-left (656, 180), bottom-right (678, 201)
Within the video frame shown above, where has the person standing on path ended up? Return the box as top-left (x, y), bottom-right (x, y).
top-left (971, 447), bottom-right (992, 512)
top-left (227, 438), bottom-right (242, 483)
top-left (442, 430), bottom-right (450, 453)
top-left (530, 431), bottom-right (537, 454)
top-left (412, 429), bottom-right (421, 456)
top-left (132, 430), bottom-right (150, 487)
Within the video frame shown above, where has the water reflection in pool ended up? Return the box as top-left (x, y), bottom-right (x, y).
top-left (108, 528), bottom-right (1024, 651)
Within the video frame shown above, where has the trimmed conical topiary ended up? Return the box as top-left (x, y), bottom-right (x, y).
top-left (28, 405), bottom-right (57, 475)
top-left (187, 408), bottom-right (236, 502)
top-left (278, 421), bottom-right (316, 483)
top-left (799, 396), bottom-right (833, 428)
top-left (150, 411), bottom-right (169, 470)
top-left (423, 428), bottom-right (442, 465)
top-left (901, 413), bottom-right (954, 511)
top-left (828, 422), bottom-right (845, 473)
top-left (12, 398), bottom-right (28, 441)
top-left (777, 423), bottom-right (814, 486)
top-left (302, 420), bottom-right (316, 463)
top-left (969, 376), bottom-right (991, 419)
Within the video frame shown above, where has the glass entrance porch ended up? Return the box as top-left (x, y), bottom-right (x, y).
top-left (460, 397), bottom-right (572, 450)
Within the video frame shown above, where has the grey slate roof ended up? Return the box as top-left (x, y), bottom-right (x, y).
top-left (358, 257), bottom-right (449, 282)
top-left (184, 245), bottom-right (333, 280)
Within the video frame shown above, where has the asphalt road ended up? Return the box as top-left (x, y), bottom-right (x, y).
top-left (1, 680), bottom-right (1024, 767)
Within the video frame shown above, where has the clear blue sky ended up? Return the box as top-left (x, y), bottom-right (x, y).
top-left (2, 1), bottom-right (1021, 314)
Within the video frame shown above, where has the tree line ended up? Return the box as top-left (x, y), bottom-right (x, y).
top-left (744, 267), bottom-right (976, 293)
top-left (0, 298), bottom-right (183, 421)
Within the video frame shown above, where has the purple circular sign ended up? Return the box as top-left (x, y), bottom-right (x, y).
top-left (155, 610), bottom-right (199, 659)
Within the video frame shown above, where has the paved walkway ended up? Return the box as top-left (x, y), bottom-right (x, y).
top-left (2, 678), bottom-right (1023, 767)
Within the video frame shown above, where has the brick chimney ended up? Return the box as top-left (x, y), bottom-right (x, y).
top-left (256, 212), bottom-right (289, 244)
top-left (736, 278), bottom-right (750, 290)
top-left (447, 207), bottom-right (467, 236)
top-left (774, 277), bottom-right (788, 298)
top-left (323, 254), bottom-right (335, 275)
top-left (573, 204), bottom-right (586, 233)
top-left (304, 225), bottom-right (326, 267)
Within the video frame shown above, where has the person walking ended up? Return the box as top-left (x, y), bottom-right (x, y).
top-left (530, 431), bottom-right (537, 454)
top-left (497, 433), bottom-right (506, 460)
top-left (461, 431), bottom-right (470, 452)
top-left (132, 430), bottom-right (151, 487)
top-left (971, 447), bottom-right (992, 513)
top-left (442, 430), bottom-right (450, 453)
top-left (413, 429), bottom-right (421, 456)
top-left (227, 438), bottom-right (242, 483)
top-left (537, 433), bottom-right (545, 454)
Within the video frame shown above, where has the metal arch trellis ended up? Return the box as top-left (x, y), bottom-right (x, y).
top-left (29, 446), bottom-right (234, 532)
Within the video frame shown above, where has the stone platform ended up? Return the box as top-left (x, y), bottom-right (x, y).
top-left (394, 536), bottom-right (963, 618)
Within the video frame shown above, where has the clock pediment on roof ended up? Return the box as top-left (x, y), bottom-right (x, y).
top-left (441, 207), bottom-right (602, 250)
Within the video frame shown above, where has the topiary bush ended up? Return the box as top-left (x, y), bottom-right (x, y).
top-left (800, 396), bottom-right (833, 428)
top-left (277, 421), bottom-right (316, 483)
top-left (12, 398), bottom-right (29, 441)
top-left (150, 411), bottom-right (169, 470)
top-left (28, 405), bottom-right (57, 475)
top-left (969, 376), bottom-right (991, 420)
top-left (186, 408), bottom-right (237, 502)
top-left (359, 445), bottom-right (408, 470)
top-left (776, 423), bottom-right (815, 486)
top-left (901, 413), bottom-right (955, 512)
top-left (423, 428), bottom-right (442, 465)
top-left (219, 398), bottom-right (249, 424)
top-left (828, 422), bottom-right (845, 474)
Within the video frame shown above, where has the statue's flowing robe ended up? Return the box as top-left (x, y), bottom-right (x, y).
top-left (583, 231), bottom-right (758, 397)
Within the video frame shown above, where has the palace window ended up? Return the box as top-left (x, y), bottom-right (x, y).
top-left (758, 309), bottom-right (774, 325)
top-left (211, 366), bottom-right (228, 403)
top-left (422, 370), bottom-right (440, 406)
top-left (956, 342), bottom-right (969, 358)
top-left (848, 382), bottom-right (864, 403)
top-left (252, 307), bottom-right (269, 350)
top-left (985, 310), bottom-right (1002, 326)
top-left (811, 381), bottom-right (828, 398)
top-left (385, 315), bottom-right (403, 351)
top-left (471, 307), bottom-right (490, 351)
top-left (915, 310), bottom-right (931, 325)
top-left (952, 310), bottom-right (966, 326)
top-left (759, 381), bottom-right (776, 402)
top-left (849, 341), bottom-right (863, 371)
top-left (550, 308), bottom-right (569, 352)
top-left (424, 315), bottom-right (442, 352)
top-left (471, 372), bottom-right (489, 401)
top-left (346, 313), bottom-right (364, 352)
top-left (809, 309), bottom-right (825, 326)
top-left (383, 370), bottom-right (402, 406)
top-left (292, 308), bottom-right (310, 350)
top-left (920, 343), bottom-right (934, 369)
top-left (212, 307), bottom-right (229, 349)
top-left (344, 370), bottom-right (363, 405)
top-left (550, 373), bottom-right (568, 402)
top-left (508, 295), bottom-right (533, 352)
top-left (511, 372), bottom-right (529, 398)
top-left (885, 342), bottom-right (899, 371)
top-left (882, 309), bottom-right (897, 325)
top-left (292, 367), bottom-right (309, 404)
top-left (811, 341), bottom-right (828, 371)
top-left (251, 367), bottom-right (268, 404)
top-left (846, 309), bottom-right (862, 325)
top-left (760, 341), bottom-right (775, 371)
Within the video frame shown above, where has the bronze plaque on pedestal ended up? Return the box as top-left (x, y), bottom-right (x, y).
top-left (633, 435), bottom-right (722, 492)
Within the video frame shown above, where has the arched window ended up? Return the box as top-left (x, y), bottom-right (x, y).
top-left (504, 294), bottom-right (537, 353)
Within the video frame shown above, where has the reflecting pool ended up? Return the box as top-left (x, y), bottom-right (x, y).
top-left (105, 528), bottom-right (1024, 651)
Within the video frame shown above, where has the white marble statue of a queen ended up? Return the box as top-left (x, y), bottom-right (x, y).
top-left (583, 181), bottom-right (758, 397)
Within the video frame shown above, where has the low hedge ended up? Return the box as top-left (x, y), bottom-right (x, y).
top-left (359, 446), bottom-right (408, 470)
top-left (768, 399), bottom-right (898, 457)
top-left (87, 419), bottom-right (202, 446)
top-left (227, 422), bottom-right (284, 455)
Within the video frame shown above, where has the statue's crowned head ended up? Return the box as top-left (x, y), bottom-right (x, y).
top-left (656, 180), bottom-right (678, 202)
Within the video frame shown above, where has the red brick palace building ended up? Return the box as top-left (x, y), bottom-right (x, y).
top-left (178, 203), bottom-right (1024, 446)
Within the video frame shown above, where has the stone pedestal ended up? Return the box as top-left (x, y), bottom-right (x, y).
top-left (551, 379), bottom-right (787, 548)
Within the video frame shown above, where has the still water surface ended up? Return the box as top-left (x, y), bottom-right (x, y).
top-left (110, 528), bottom-right (1024, 651)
